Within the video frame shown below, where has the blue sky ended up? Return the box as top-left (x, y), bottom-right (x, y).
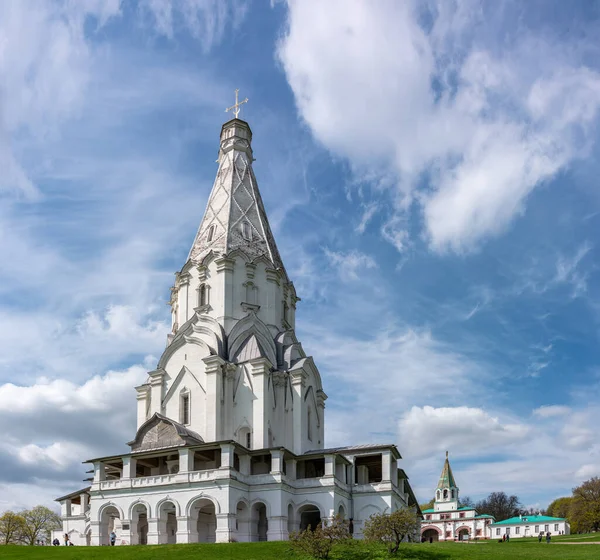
top-left (1, 0), bottom-right (600, 512)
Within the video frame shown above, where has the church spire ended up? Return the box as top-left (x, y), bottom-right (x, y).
top-left (437, 450), bottom-right (457, 490)
top-left (187, 115), bottom-right (286, 276)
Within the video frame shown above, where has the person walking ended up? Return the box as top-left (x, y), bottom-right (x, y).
top-left (546, 532), bottom-right (551, 544)
top-left (506, 533), bottom-right (510, 542)
top-left (64, 533), bottom-right (69, 547)
top-left (538, 532), bottom-right (543, 543)
top-left (110, 531), bottom-right (117, 546)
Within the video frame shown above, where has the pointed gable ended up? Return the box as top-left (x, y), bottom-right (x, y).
top-left (187, 119), bottom-right (286, 276)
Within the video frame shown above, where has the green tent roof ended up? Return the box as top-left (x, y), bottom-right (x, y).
top-left (491, 515), bottom-right (566, 526)
top-left (437, 451), bottom-right (457, 490)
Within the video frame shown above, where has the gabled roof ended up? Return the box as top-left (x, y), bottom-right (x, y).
top-left (437, 451), bottom-right (457, 490)
top-left (491, 515), bottom-right (566, 526)
top-left (187, 119), bottom-right (286, 277)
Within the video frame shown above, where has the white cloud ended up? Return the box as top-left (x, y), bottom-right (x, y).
top-left (533, 405), bottom-right (571, 418)
top-left (398, 406), bottom-right (529, 459)
top-left (141, 0), bottom-right (249, 51)
top-left (323, 248), bottom-right (377, 280)
top-left (278, 0), bottom-right (600, 253)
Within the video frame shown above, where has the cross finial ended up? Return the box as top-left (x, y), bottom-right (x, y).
top-left (225, 88), bottom-right (248, 119)
top-left (446, 450), bottom-right (449, 459)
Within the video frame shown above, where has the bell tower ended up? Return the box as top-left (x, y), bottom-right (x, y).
top-left (434, 451), bottom-right (459, 511)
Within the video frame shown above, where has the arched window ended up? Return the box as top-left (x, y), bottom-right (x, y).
top-left (241, 221), bottom-right (251, 240)
top-left (199, 284), bottom-right (207, 306)
top-left (206, 225), bottom-right (215, 242)
top-left (437, 490), bottom-right (441, 500)
top-left (180, 389), bottom-right (190, 425)
top-left (443, 489), bottom-right (448, 500)
top-left (451, 489), bottom-right (455, 499)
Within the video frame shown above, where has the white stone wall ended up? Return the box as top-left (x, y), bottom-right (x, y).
top-left (490, 520), bottom-right (570, 539)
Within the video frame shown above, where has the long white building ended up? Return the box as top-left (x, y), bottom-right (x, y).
top-left (54, 111), bottom-right (419, 546)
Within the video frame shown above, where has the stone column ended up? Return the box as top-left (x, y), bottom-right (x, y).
top-left (248, 358), bottom-right (272, 450)
top-left (285, 458), bottom-right (297, 480)
top-left (381, 450), bottom-right (391, 482)
top-left (290, 370), bottom-right (307, 455)
top-left (179, 448), bottom-right (192, 473)
top-left (270, 449), bottom-right (284, 474)
top-left (61, 499), bottom-right (72, 518)
top-left (80, 492), bottom-right (89, 514)
top-left (146, 518), bottom-right (159, 545)
top-left (93, 461), bottom-right (106, 483)
top-left (215, 513), bottom-right (235, 543)
top-left (324, 455), bottom-right (335, 478)
top-left (267, 516), bottom-right (288, 541)
top-left (148, 369), bottom-right (165, 416)
top-left (203, 355), bottom-right (226, 441)
top-left (220, 443), bottom-right (235, 469)
top-left (239, 454), bottom-right (251, 475)
top-left (176, 516), bottom-right (190, 543)
top-left (89, 521), bottom-right (101, 546)
top-left (122, 456), bottom-right (136, 479)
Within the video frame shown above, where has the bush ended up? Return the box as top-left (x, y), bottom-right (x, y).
top-left (289, 514), bottom-right (351, 559)
top-left (362, 507), bottom-right (420, 555)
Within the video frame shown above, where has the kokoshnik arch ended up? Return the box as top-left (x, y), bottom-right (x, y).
top-left (54, 102), bottom-right (420, 546)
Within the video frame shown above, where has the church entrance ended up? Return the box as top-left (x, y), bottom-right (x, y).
top-left (251, 502), bottom-right (268, 541)
top-left (458, 528), bottom-right (470, 541)
top-left (157, 501), bottom-right (178, 544)
top-left (131, 503), bottom-right (149, 545)
top-left (99, 505), bottom-right (121, 546)
top-left (189, 498), bottom-right (216, 543)
top-left (422, 528), bottom-right (440, 542)
top-left (298, 505), bottom-right (321, 532)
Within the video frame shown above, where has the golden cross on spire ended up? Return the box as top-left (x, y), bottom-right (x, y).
top-left (225, 89), bottom-right (248, 119)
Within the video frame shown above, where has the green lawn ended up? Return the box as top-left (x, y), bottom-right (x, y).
top-left (2, 536), bottom-right (599, 560)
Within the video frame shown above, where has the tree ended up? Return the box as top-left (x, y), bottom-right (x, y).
top-left (363, 508), bottom-right (420, 555)
top-left (547, 497), bottom-right (573, 519)
top-left (0, 511), bottom-right (26, 545)
top-left (20, 506), bottom-right (61, 546)
top-left (572, 477), bottom-right (600, 533)
top-left (289, 515), bottom-right (350, 559)
top-left (459, 496), bottom-right (474, 508)
top-left (419, 499), bottom-right (434, 511)
top-left (475, 492), bottom-right (521, 521)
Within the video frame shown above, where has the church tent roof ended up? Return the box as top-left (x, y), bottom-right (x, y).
top-left (437, 451), bottom-right (457, 489)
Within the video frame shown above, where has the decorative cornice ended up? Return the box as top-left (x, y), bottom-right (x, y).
top-left (241, 302), bottom-right (260, 313)
top-left (197, 264), bottom-right (208, 281)
top-left (245, 262), bottom-right (256, 279)
top-left (215, 256), bottom-right (235, 273)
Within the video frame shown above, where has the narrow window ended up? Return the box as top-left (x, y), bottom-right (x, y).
top-left (496, 528), bottom-right (500, 536)
top-left (242, 221), bottom-right (251, 240)
top-left (181, 393), bottom-right (190, 425)
top-left (283, 302), bottom-right (289, 324)
top-left (443, 489), bottom-right (448, 499)
top-left (246, 432), bottom-right (252, 449)
top-left (207, 225), bottom-right (215, 242)
top-left (515, 527), bottom-right (520, 535)
top-left (199, 284), bottom-right (207, 306)
top-left (307, 408), bottom-right (313, 441)
top-left (554, 524), bottom-right (558, 531)
top-left (451, 489), bottom-right (454, 498)
top-left (544, 524), bottom-right (549, 532)
top-left (535, 525), bottom-right (539, 533)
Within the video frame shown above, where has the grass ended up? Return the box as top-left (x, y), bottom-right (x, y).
top-left (1, 535), bottom-right (599, 560)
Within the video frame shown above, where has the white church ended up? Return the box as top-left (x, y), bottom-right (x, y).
top-left (420, 453), bottom-right (494, 541)
top-left (54, 105), bottom-right (420, 546)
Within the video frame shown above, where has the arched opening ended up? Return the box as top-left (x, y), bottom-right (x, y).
top-left (236, 501), bottom-right (251, 542)
top-left (131, 503), bottom-right (149, 545)
top-left (458, 528), bottom-right (470, 541)
top-left (443, 489), bottom-right (448, 499)
top-left (157, 501), bottom-right (178, 544)
top-left (188, 498), bottom-right (216, 543)
top-left (99, 505), bottom-right (121, 546)
top-left (251, 502), bottom-right (268, 542)
top-left (298, 504), bottom-right (321, 532)
top-left (287, 504), bottom-right (295, 534)
top-left (199, 284), bottom-right (207, 307)
top-left (337, 504), bottom-right (346, 519)
top-left (422, 528), bottom-right (440, 543)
